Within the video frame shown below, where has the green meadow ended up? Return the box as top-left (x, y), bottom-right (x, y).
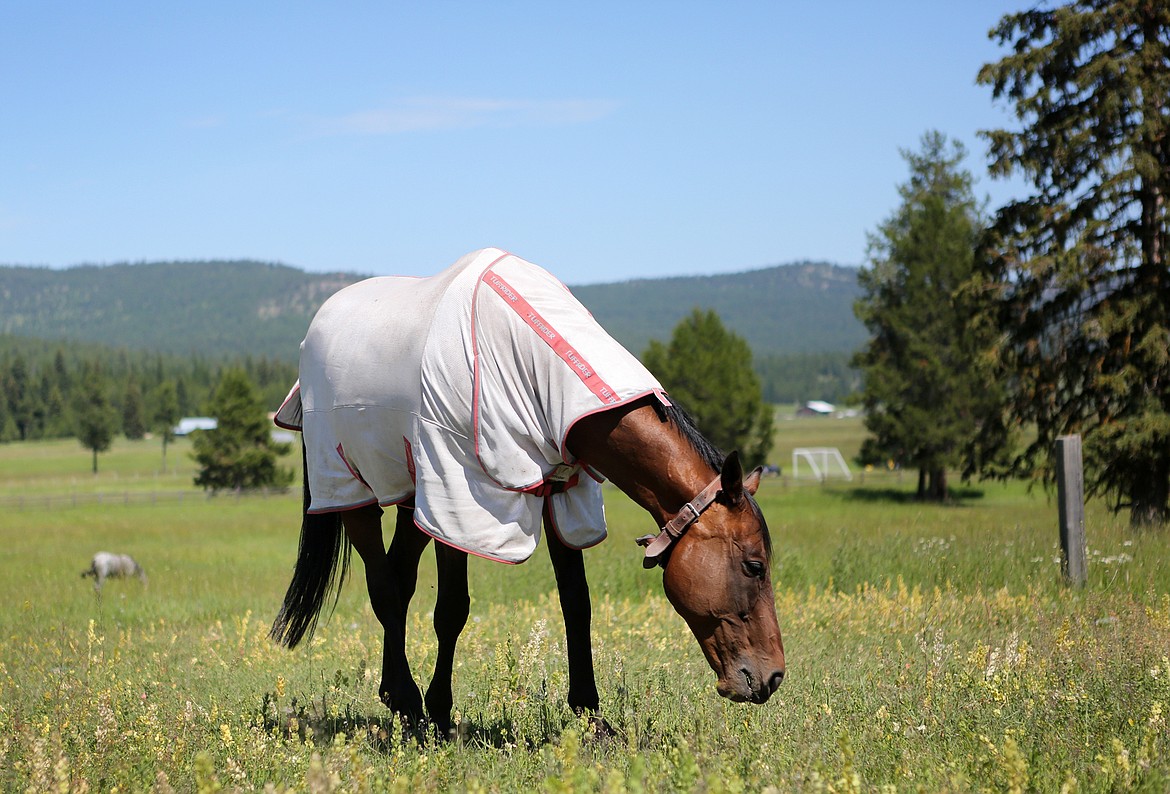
top-left (1, 423), bottom-right (1168, 791)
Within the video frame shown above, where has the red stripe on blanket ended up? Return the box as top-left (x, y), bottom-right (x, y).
top-left (482, 270), bottom-right (620, 405)
top-left (403, 437), bottom-right (416, 485)
top-left (336, 444), bottom-right (373, 491)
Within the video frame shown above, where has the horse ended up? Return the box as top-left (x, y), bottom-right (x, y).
top-left (82, 552), bottom-right (147, 593)
top-left (269, 248), bottom-right (785, 737)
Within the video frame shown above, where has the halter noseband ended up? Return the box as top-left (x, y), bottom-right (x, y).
top-left (635, 473), bottom-right (724, 569)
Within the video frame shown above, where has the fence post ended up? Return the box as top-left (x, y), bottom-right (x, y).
top-left (1055, 434), bottom-right (1087, 587)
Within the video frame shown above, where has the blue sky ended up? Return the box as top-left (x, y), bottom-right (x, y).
top-left (1, 2), bottom-right (1030, 284)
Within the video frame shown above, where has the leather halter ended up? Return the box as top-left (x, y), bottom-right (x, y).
top-left (635, 473), bottom-right (724, 569)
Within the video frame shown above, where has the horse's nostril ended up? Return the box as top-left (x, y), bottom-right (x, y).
top-left (768, 670), bottom-right (785, 692)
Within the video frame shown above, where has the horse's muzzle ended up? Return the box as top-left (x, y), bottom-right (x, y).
top-left (717, 666), bottom-right (785, 704)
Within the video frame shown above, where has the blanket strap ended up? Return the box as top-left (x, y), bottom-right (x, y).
top-left (635, 474), bottom-right (724, 569)
top-left (520, 463), bottom-right (582, 498)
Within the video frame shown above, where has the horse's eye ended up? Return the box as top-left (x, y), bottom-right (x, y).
top-left (742, 560), bottom-right (766, 579)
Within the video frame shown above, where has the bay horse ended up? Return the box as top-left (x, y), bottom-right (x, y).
top-left (269, 249), bottom-right (785, 736)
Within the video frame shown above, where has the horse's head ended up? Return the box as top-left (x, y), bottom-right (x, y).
top-left (644, 452), bottom-right (785, 703)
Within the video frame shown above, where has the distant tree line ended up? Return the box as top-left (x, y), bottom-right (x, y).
top-left (0, 336), bottom-right (296, 444)
top-left (754, 352), bottom-right (859, 405)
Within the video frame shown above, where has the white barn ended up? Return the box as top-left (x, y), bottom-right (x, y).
top-left (173, 417), bottom-right (217, 436)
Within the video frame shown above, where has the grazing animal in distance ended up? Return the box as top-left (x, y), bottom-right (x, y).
top-left (270, 248), bottom-right (786, 737)
top-left (82, 552), bottom-right (147, 592)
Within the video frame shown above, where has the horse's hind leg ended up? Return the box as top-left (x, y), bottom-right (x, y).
top-left (382, 505), bottom-right (430, 709)
top-left (425, 541), bottom-right (469, 739)
top-left (342, 504), bottom-right (424, 723)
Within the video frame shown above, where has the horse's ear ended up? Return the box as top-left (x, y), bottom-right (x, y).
top-left (720, 451), bottom-right (746, 504)
top-left (744, 466), bottom-right (763, 496)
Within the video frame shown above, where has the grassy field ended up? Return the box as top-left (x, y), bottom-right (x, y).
top-left (1, 422), bottom-right (1168, 791)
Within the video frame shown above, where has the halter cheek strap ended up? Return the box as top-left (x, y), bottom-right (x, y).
top-left (635, 474), bottom-right (724, 569)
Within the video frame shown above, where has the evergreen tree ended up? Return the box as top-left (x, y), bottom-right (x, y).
top-left (192, 369), bottom-right (293, 492)
top-left (43, 382), bottom-right (69, 438)
top-left (152, 380), bottom-right (181, 473)
top-left (29, 372), bottom-right (50, 440)
top-left (852, 132), bottom-right (1003, 500)
top-left (0, 383), bottom-right (14, 442)
top-left (75, 363), bottom-right (118, 474)
top-left (42, 352), bottom-right (73, 437)
top-left (6, 355), bottom-right (32, 440)
top-left (643, 309), bottom-right (774, 466)
top-left (176, 376), bottom-right (192, 416)
top-left (122, 374), bottom-right (147, 440)
top-left (977, 1), bottom-right (1170, 525)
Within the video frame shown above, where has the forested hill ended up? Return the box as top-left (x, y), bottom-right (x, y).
top-left (572, 261), bottom-right (863, 358)
top-left (0, 259), bottom-right (864, 361)
top-left (0, 261), bottom-right (360, 360)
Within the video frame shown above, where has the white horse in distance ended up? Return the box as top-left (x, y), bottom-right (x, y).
top-left (81, 552), bottom-right (147, 592)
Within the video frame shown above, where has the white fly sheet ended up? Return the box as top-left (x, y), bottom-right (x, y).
top-left (276, 248), bottom-right (664, 563)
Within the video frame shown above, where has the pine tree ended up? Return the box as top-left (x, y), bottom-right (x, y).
top-left (6, 355), bottom-right (33, 441)
top-left (0, 383), bottom-right (14, 442)
top-left (122, 374), bottom-right (147, 440)
top-left (75, 363), bottom-right (118, 474)
top-left (192, 369), bottom-right (293, 492)
top-left (152, 380), bottom-right (181, 473)
top-left (978, 1), bottom-right (1170, 525)
top-left (852, 132), bottom-right (1004, 500)
top-left (46, 349), bottom-right (72, 435)
top-left (643, 309), bottom-right (775, 466)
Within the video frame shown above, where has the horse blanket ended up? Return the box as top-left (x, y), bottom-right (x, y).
top-left (275, 248), bottom-right (665, 563)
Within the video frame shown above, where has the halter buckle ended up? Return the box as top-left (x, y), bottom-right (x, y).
top-left (636, 474), bottom-right (724, 569)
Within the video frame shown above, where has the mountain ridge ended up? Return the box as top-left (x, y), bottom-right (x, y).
top-left (0, 258), bottom-right (865, 361)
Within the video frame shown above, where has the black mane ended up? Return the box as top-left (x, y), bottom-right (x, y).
top-left (655, 399), bottom-right (725, 472)
top-left (653, 397), bottom-right (772, 558)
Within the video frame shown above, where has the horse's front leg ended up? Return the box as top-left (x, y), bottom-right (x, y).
top-left (545, 507), bottom-right (613, 734)
top-left (342, 504), bottom-right (424, 724)
top-left (425, 541), bottom-right (469, 740)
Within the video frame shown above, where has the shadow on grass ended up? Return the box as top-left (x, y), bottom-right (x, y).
top-left (258, 690), bottom-right (617, 752)
top-left (841, 486), bottom-right (986, 504)
top-left (257, 692), bottom-right (412, 753)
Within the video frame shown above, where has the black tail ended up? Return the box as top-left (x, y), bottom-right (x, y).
top-left (269, 443), bottom-right (350, 648)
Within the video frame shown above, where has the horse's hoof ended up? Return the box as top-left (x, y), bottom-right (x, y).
top-left (573, 708), bottom-right (618, 740)
top-left (430, 719), bottom-right (454, 742)
top-left (379, 688), bottom-right (425, 727)
top-left (587, 715), bottom-right (618, 739)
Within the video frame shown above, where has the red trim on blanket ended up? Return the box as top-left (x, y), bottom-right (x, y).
top-left (306, 494), bottom-right (415, 514)
top-left (544, 498), bottom-right (607, 552)
top-left (306, 496), bottom-right (379, 514)
top-left (336, 443), bottom-right (373, 492)
top-left (481, 269), bottom-right (620, 406)
top-left (558, 388), bottom-right (670, 465)
top-left (517, 472), bottom-right (580, 498)
top-left (274, 383), bottom-right (303, 431)
top-left (403, 437), bottom-right (416, 484)
top-left (411, 517), bottom-right (523, 565)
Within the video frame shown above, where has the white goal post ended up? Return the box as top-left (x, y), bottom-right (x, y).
top-left (792, 447), bottom-right (853, 481)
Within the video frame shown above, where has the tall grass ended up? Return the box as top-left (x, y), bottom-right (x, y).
top-left (1, 425), bottom-right (1168, 791)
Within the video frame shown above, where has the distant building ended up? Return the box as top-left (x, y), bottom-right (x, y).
top-left (174, 417), bottom-right (217, 435)
top-left (797, 400), bottom-right (835, 417)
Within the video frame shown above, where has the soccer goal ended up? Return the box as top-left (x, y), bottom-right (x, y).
top-left (792, 447), bottom-right (853, 481)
